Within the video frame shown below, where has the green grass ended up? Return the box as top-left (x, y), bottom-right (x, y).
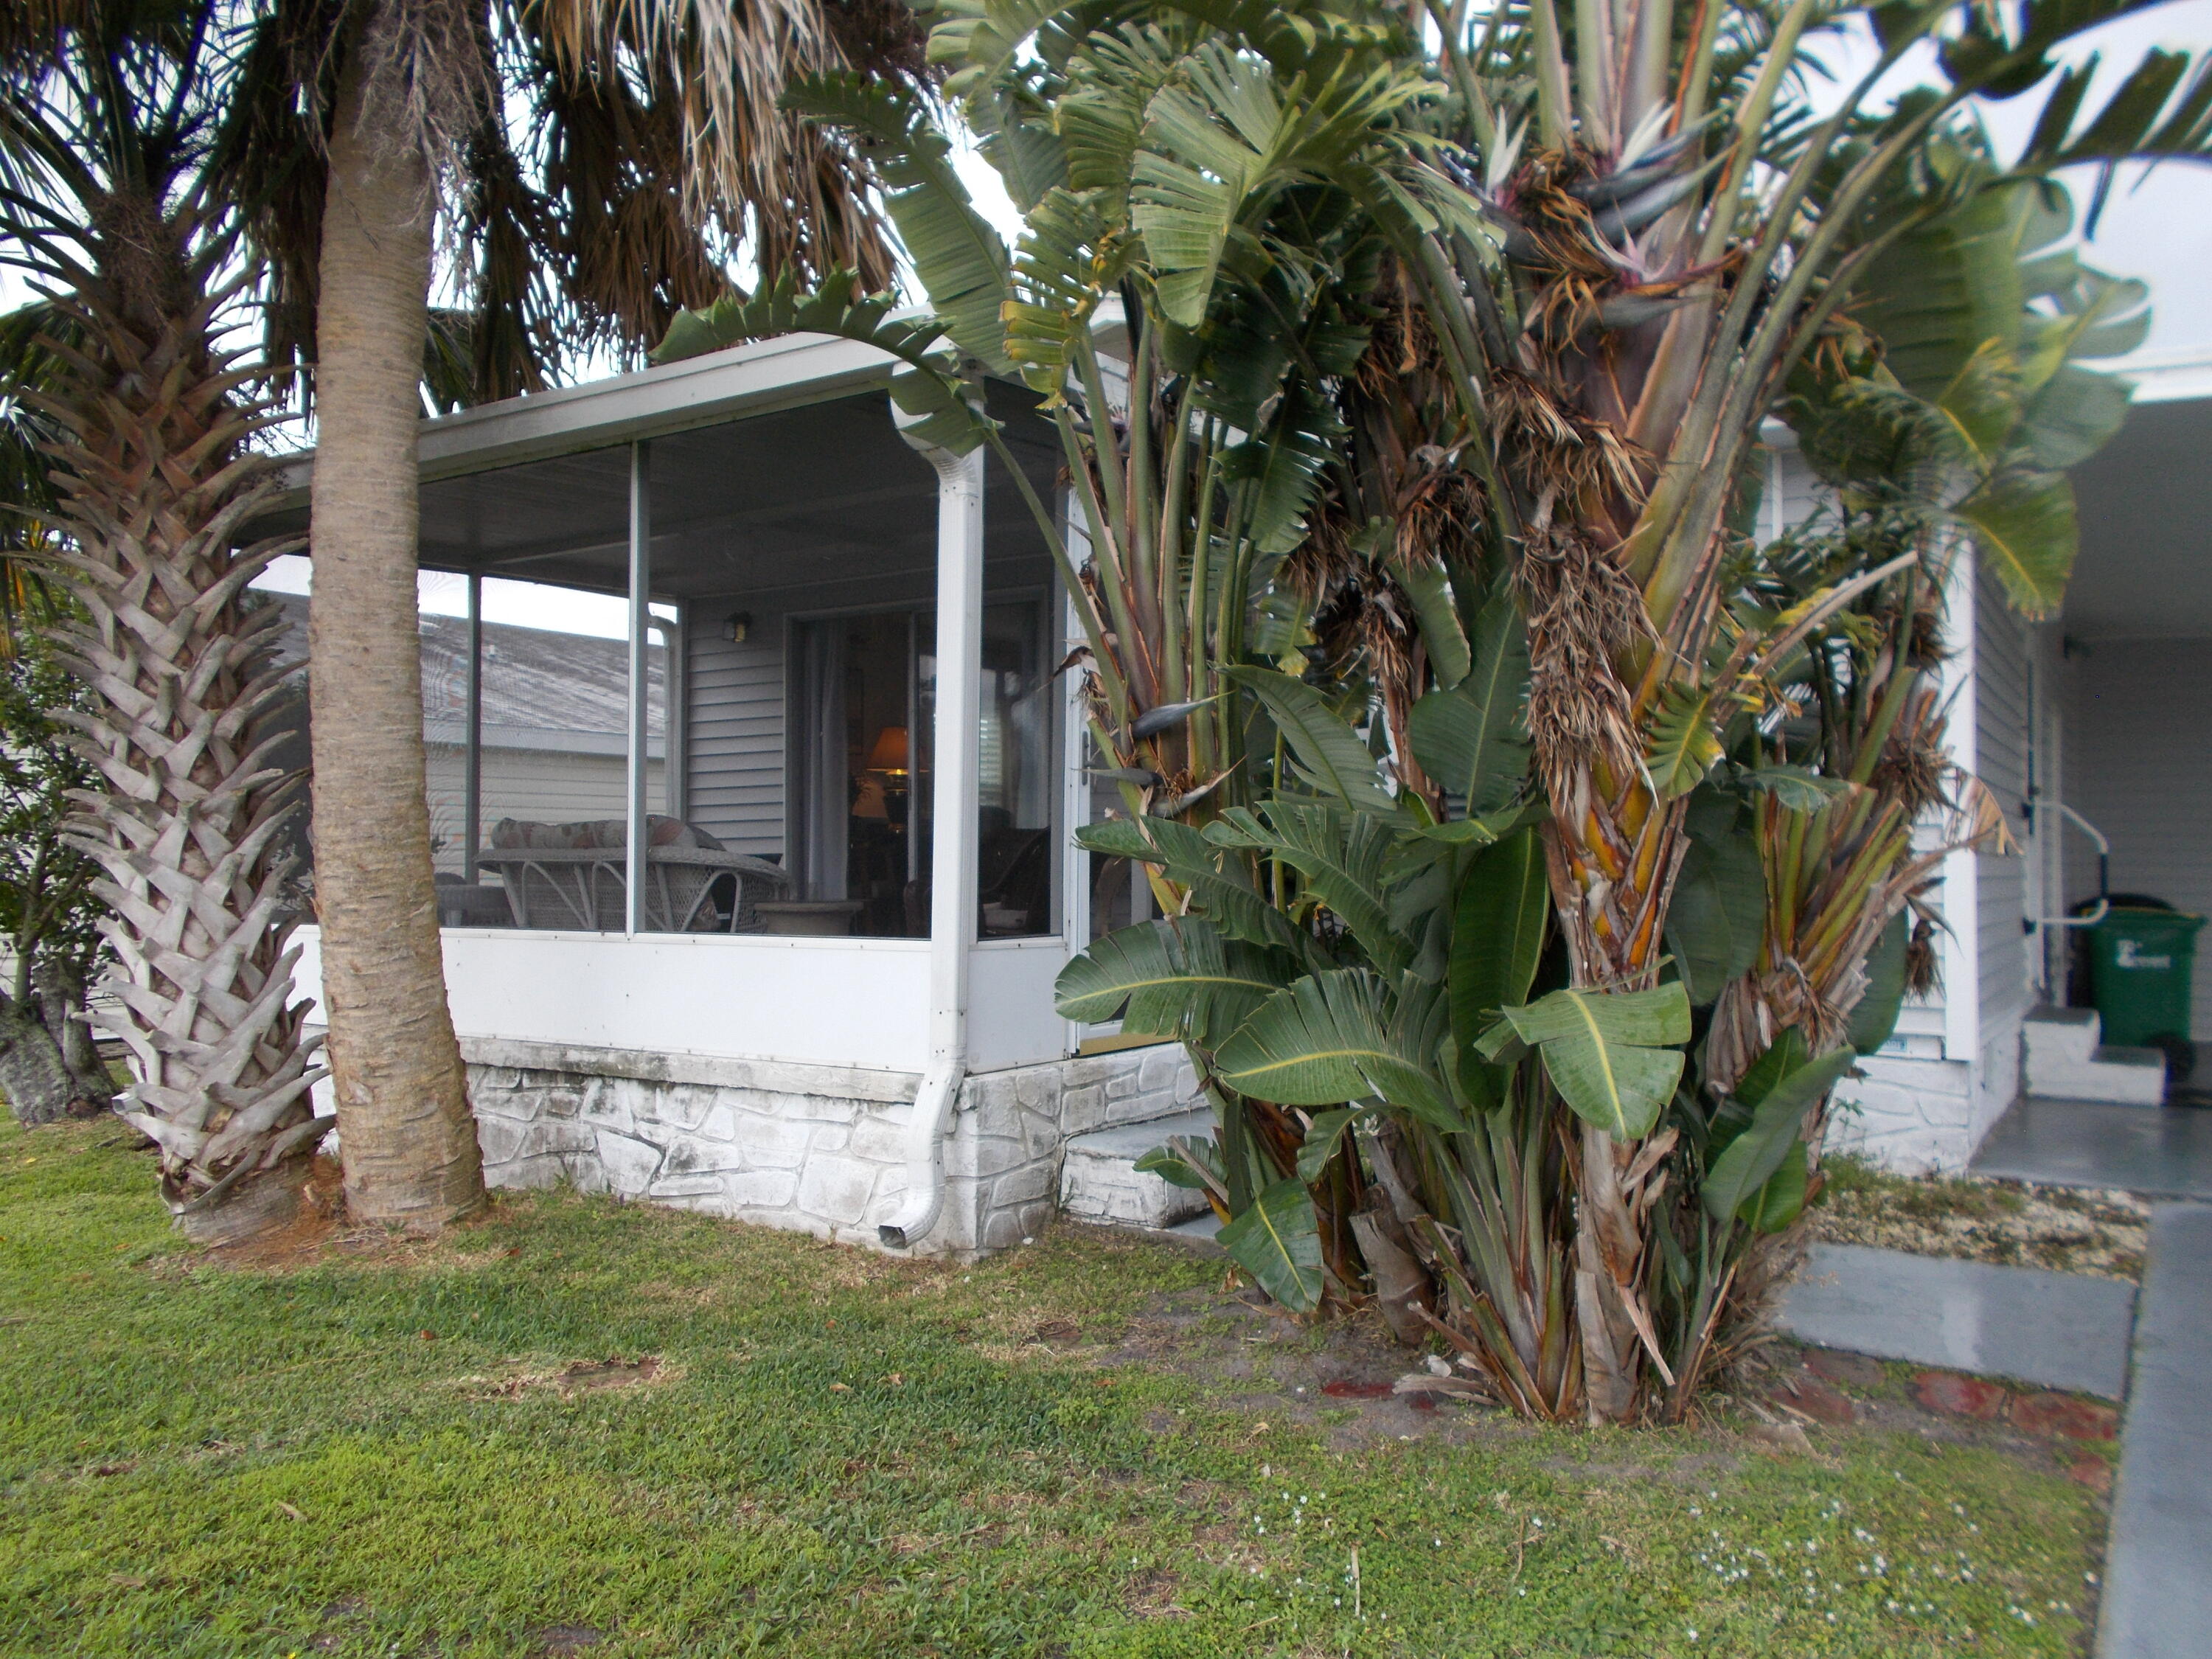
top-left (2, 1120), bottom-right (2105, 1658)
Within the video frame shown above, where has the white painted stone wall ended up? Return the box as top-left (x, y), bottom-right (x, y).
top-left (1829, 1054), bottom-right (1978, 1174)
top-left (459, 1036), bottom-right (1202, 1257)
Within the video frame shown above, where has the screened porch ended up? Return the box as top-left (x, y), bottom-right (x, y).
top-left (254, 336), bottom-right (1093, 1075)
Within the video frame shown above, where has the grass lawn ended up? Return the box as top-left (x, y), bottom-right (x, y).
top-left (2, 1119), bottom-right (2107, 1658)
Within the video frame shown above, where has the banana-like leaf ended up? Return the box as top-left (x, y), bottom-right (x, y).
top-left (1848, 911), bottom-right (1911, 1055)
top-left (1702, 1046), bottom-right (1857, 1223)
top-left (1397, 552), bottom-right (1470, 689)
top-left (1136, 1134), bottom-right (1225, 1194)
top-left (1855, 182), bottom-right (2028, 401)
top-left (788, 74), bottom-right (1014, 374)
top-left (2017, 362), bottom-right (2132, 469)
top-left (1646, 681), bottom-right (1727, 799)
top-left (1744, 1140), bottom-right (1811, 1234)
top-left (1489, 984), bottom-right (1691, 1140)
top-left (1220, 381), bottom-right (1342, 555)
top-left (1739, 765), bottom-right (1848, 813)
top-left (1076, 816), bottom-right (1307, 956)
top-left (1956, 465), bottom-right (2076, 617)
top-left (1666, 810), bottom-right (1765, 1006)
top-left (1935, 341), bottom-right (2025, 465)
top-left (1214, 969), bottom-right (1458, 1128)
top-left (1222, 666), bottom-right (1399, 813)
top-left (1206, 804), bottom-right (1408, 977)
top-left (1295, 1105), bottom-right (1369, 1183)
top-left (1219, 1176), bottom-right (1324, 1312)
top-left (1448, 827), bottom-right (1550, 1068)
top-left (1053, 917), bottom-right (1289, 1048)
top-left (1406, 588), bottom-right (1529, 814)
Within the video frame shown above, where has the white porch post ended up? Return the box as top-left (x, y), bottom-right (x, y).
top-left (625, 439), bottom-right (653, 936)
top-left (880, 431), bottom-right (983, 1248)
top-left (463, 571), bottom-right (483, 884)
top-left (926, 445), bottom-right (984, 1062)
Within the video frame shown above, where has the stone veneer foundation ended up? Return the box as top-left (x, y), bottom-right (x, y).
top-left (458, 1037), bottom-right (1203, 1256)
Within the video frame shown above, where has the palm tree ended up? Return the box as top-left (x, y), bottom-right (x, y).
top-left (0, 1), bottom-right (325, 1240)
top-left (218, 0), bottom-right (920, 1228)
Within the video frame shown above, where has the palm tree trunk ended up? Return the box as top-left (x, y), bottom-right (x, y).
top-left (42, 276), bottom-right (325, 1241)
top-left (306, 47), bottom-right (484, 1231)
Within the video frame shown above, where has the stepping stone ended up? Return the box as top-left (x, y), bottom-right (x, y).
top-left (2099, 1203), bottom-right (2212, 1659)
top-left (1778, 1243), bottom-right (2136, 1399)
top-left (1973, 1097), bottom-right (2212, 1201)
top-left (2067, 1453), bottom-right (2113, 1495)
top-left (2011, 1391), bottom-right (2119, 1441)
top-left (1773, 1374), bottom-right (1855, 1425)
top-left (1803, 1348), bottom-right (1885, 1387)
top-left (1915, 1371), bottom-right (2010, 1419)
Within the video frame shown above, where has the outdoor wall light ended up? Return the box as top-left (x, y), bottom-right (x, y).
top-left (723, 610), bottom-right (754, 644)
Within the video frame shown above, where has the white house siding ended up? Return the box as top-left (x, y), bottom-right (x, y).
top-left (2059, 636), bottom-right (2212, 1041)
top-left (684, 622), bottom-right (792, 859)
top-left (1970, 562), bottom-right (2034, 1144)
top-left (422, 742), bottom-right (661, 874)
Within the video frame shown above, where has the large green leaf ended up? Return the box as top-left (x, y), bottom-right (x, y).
top-left (1447, 827), bottom-right (1550, 1055)
top-left (1222, 667), bottom-right (1399, 813)
top-left (1206, 804), bottom-right (1408, 976)
top-left (1744, 1140), bottom-right (1811, 1234)
top-left (1666, 806), bottom-right (1765, 1006)
top-left (1848, 912), bottom-right (1911, 1056)
top-left (1854, 182), bottom-right (2028, 401)
top-left (1214, 970), bottom-right (1457, 1127)
top-left (1053, 917), bottom-right (1289, 1047)
top-left (1956, 465), bottom-right (2076, 617)
top-left (1702, 1046), bottom-right (1857, 1224)
top-left (789, 74), bottom-right (1014, 374)
top-left (1219, 1176), bottom-right (1324, 1311)
top-left (1075, 816), bottom-right (1308, 956)
top-left (1406, 588), bottom-right (1530, 815)
top-left (1396, 552), bottom-right (1470, 689)
top-left (2017, 362), bottom-right (2132, 469)
top-left (1489, 984), bottom-right (1691, 1140)
top-left (1646, 681), bottom-right (1728, 799)
top-left (1295, 1105), bottom-right (1369, 1184)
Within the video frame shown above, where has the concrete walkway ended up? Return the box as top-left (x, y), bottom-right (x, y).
top-left (1777, 1243), bottom-right (2137, 1398)
top-left (1972, 1096), bottom-right (2212, 1199)
top-left (2098, 1203), bottom-right (2212, 1659)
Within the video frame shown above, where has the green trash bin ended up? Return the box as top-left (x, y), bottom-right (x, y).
top-left (2087, 904), bottom-right (2205, 1060)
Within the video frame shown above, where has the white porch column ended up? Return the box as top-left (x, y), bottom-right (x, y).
top-left (880, 431), bottom-right (984, 1249)
top-left (625, 439), bottom-right (653, 936)
top-left (463, 570), bottom-right (483, 883)
top-left (926, 445), bottom-right (984, 1057)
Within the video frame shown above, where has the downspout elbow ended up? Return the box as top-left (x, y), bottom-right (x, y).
top-left (878, 1057), bottom-right (966, 1251)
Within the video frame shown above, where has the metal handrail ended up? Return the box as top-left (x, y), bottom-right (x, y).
top-left (2031, 800), bottom-right (2109, 931)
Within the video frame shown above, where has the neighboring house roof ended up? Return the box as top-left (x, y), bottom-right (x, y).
top-left (259, 590), bottom-right (667, 755)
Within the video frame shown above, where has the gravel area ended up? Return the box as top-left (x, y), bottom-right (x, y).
top-left (1807, 1155), bottom-right (2149, 1281)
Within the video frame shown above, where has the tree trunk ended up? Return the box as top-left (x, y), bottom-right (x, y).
top-left (306, 44), bottom-right (485, 1231)
top-left (35, 958), bottom-right (114, 1113)
top-left (38, 203), bottom-right (327, 1239)
top-left (0, 994), bottom-right (79, 1127)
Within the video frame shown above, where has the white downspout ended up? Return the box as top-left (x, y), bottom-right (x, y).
top-left (880, 430), bottom-right (984, 1250)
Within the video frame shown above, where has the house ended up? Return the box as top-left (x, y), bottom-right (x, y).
top-left (250, 330), bottom-right (2212, 1256)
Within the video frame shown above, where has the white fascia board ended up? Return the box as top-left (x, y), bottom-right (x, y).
top-left (2118, 348), bottom-right (2212, 406)
top-left (268, 330), bottom-right (906, 508)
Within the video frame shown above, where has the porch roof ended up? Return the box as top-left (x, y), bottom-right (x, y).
top-left (2063, 350), bottom-right (2212, 642)
top-left (248, 332), bottom-right (1060, 604)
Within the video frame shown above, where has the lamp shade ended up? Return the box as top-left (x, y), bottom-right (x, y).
top-left (865, 726), bottom-right (911, 772)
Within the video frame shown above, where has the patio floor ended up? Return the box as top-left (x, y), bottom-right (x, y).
top-left (1969, 1096), bottom-right (2212, 1199)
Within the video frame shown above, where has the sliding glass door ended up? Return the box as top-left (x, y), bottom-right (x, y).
top-left (792, 599), bottom-right (1057, 939)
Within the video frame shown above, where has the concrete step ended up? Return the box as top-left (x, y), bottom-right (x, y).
top-left (2023, 1006), bottom-right (2167, 1105)
top-left (1059, 1107), bottom-right (1215, 1229)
